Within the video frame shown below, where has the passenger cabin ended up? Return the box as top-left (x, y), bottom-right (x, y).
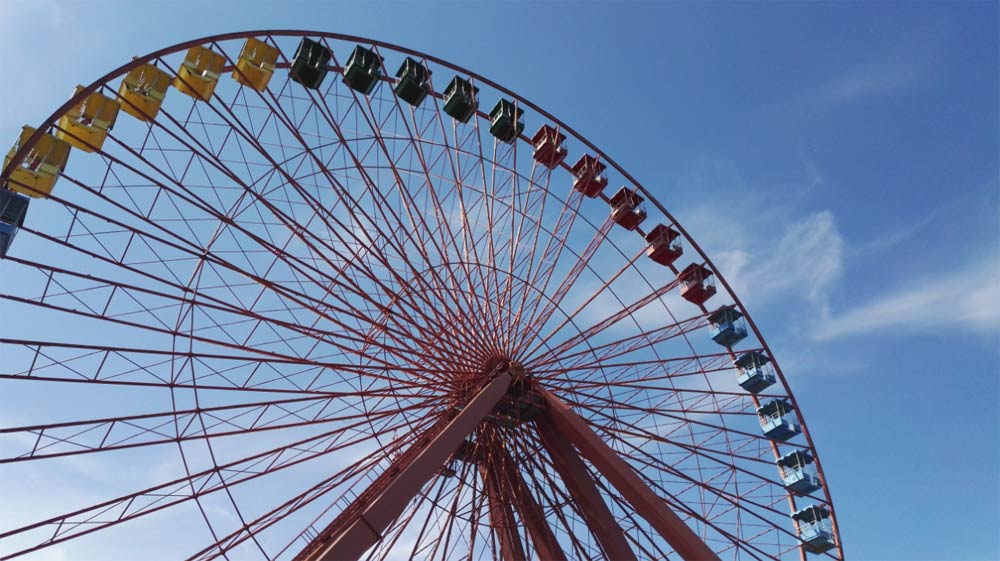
top-left (3, 126), bottom-right (71, 198)
top-left (678, 263), bottom-right (716, 305)
top-left (708, 305), bottom-right (747, 347)
top-left (792, 505), bottom-right (836, 554)
top-left (233, 37), bottom-right (280, 92)
top-left (289, 38), bottom-right (331, 90)
top-left (394, 57), bottom-right (431, 107)
top-left (570, 155), bottom-right (607, 198)
top-left (343, 45), bottom-right (383, 95)
top-left (757, 399), bottom-right (800, 442)
top-left (609, 187), bottom-right (646, 230)
top-left (56, 86), bottom-right (120, 153)
top-left (174, 46), bottom-right (226, 102)
top-left (734, 350), bottom-right (775, 393)
top-left (0, 190), bottom-right (29, 258)
top-left (488, 99), bottom-right (524, 144)
top-left (118, 63), bottom-right (171, 121)
top-left (645, 224), bottom-right (682, 266)
top-left (443, 76), bottom-right (479, 123)
top-left (777, 450), bottom-right (822, 495)
top-left (531, 125), bottom-right (567, 169)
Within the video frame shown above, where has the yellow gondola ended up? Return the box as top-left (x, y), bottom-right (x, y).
top-left (56, 86), bottom-right (120, 153)
top-left (232, 37), bottom-right (279, 92)
top-left (118, 63), bottom-right (171, 121)
top-left (3, 126), bottom-right (71, 198)
top-left (174, 46), bottom-right (225, 102)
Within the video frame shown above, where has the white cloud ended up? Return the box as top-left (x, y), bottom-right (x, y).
top-left (705, 211), bottom-right (844, 318)
top-left (848, 209), bottom-right (938, 259)
top-left (755, 211), bottom-right (842, 306)
top-left (798, 41), bottom-right (939, 114)
top-left (813, 260), bottom-right (1000, 341)
top-left (705, 202), bottom-right (998, 344)
top-left (818, 58), bottom-right (924, 106)
top-left (672, 159), bottom-right (842, 312)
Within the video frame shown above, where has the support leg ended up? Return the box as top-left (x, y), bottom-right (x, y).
top-left (539, 389), bottom-right (720, 561)
top-left (482, 464), bottom-right (528, 561)
top-left (296, 373), bottom-right (513, 561)
top-left (495, 446), bottom-right (567, 561)
top-left (536, 414), bottom-right (638, 561)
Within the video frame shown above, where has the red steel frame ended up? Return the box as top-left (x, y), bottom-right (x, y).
top-left (537, 412), bottom-right (638, 561)
top-left (297, 373), bottom-right (513, 561)
top-left (298, 373), bottom-right (720, 561)
top-left (540, 389), bottom-right (720, 561)
top-left (0, 30), bottom-right (843, 561)
top-left (481, 462), bottom-right (530, 561)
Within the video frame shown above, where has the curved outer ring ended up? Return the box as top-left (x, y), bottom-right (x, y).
top-left (0, 29), bottom-right (843, 558)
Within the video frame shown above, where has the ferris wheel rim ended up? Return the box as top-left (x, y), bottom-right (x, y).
top-left (0, 29), bottom-right (843, 559)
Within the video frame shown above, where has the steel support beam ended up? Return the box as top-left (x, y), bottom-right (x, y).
top-left (296, 373), bottom-right (513, 561)
top-left (539, 389), bottom-right (720, 561)
top-left (536, 413), bottom-right (638, 561)
top-left (482, 464), bottom-right (528, 561)
top-left (495, 446), bottom-right (568, 561)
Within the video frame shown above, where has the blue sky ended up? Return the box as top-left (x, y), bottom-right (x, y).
top-left (0, 1), bottom-right (997, 560)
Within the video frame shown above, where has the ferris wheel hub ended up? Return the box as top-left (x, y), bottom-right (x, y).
top-left (477, 358), bottom-right (541, 429)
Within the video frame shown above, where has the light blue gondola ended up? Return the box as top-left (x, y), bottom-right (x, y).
top-left (777, 450), bottom-right (822, 495)
top-left (734, 350), bottom-right (775, 393)
top-left (708, 305), bottom-right (747, 347)
top-left (792, 504), bottom-right (836, 554)
top-left (757, 399), bottom-right (800, 441)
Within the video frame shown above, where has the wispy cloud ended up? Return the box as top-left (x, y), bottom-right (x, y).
top-left (722, 211), bottom-right (844, 314)
top-left (676, 158), bottom-right (845, 319)
top-left (848, 210), bottom-right (939, 260)
top-left (813, 260), bottom-right (1000, 341)
top-left (673, 155), bottom-right (998, 348)
top-left (814, 57), bottom-right (925, 107)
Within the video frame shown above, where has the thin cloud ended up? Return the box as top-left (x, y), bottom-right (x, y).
top-left (813, 260), bottom-right (1000, 341)
top-left (848, 210), bottom-right (939, 260)
top-left (708, 211), bottom-right (844, 317)
top-left (815, 57), bottom-right (925, 106)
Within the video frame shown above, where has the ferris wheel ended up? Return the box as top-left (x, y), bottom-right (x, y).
top-left (0, 31), bottom-right (843, 561)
